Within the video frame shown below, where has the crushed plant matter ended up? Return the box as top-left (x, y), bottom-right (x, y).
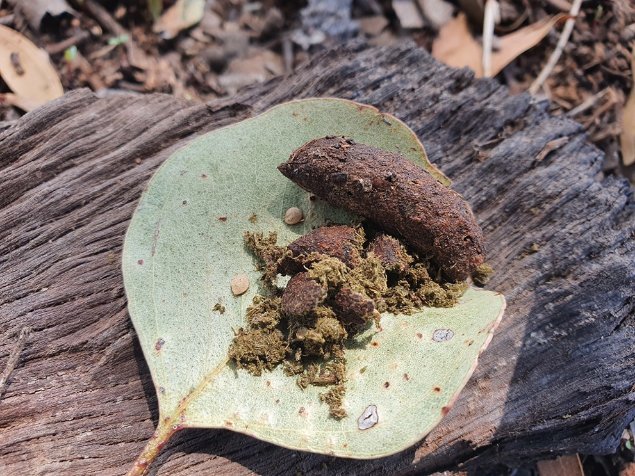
top-left (231, 223), bottom-right (474, 419)
top-left (228, 328), bottom-right (286, 376)
top-left (472, 263), bottom-right (494, 287)
top-left (243, 231), bottom-right (289, 286)
top-left (278, 136), bottom-right (485, 281)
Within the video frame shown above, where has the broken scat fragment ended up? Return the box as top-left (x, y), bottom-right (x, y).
top-left (230, 223), bottom-right (474, 419)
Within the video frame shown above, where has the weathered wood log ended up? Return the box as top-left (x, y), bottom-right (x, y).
top-left (0, 42), bottom-right (633, 475)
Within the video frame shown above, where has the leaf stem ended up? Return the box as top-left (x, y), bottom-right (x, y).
top-left (127, 358), bottom-right (228, 475)
top-left (127, 417), bottom-right (179, 476)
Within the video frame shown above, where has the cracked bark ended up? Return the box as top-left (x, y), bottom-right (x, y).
top-left (0, 42), bottom-right (633, 475)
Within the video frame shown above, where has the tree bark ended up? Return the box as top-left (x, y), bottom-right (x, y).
top-left (0, 42), bottom-right (633, 475)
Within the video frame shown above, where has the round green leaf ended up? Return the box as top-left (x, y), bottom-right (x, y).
top-left (123, 98), bottom-right (505, 459)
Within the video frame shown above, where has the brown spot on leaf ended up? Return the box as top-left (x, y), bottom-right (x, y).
top-left (137, 259), bottom-right (144, 265)
top-left (218, 216), bottom-right (227, 222)
top-left (433, 386), bottom-right (441, 393)
top-left (371, 341), bottom-right (379, 347)
top-left (383, 381), bottom-right (390, 388)
top-left (441, 405), bottom-right (451, 416)
top-left (298, 406), bottom-right (307, 417)
top-left (182, 200), bottom-right (187, 205)
top-left (224, 420), bottom-right (233, 427)
top-left (155, 338), bottom-right (165, 351)
top-left (266, 380), bottom-right (271, 387)
top-left (201, 174), bottom-right (208, 179)
top-left (416, 332), bottom-right (423, 339)
top-left (403, 373), bottom-right (410, 381)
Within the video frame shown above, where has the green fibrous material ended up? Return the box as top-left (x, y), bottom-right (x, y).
top-left (229, 227), bottom-right (473, 419)
top-left (228, 328), bottom-right (286, 376)
top-left (243, 231), bottom-right (289, 286)
top-left (472, 263), bottom-right (495, 287)
top-left (247, 295), bottom-right (282, 330)
top-left (307, 255), bottom-right (349, 289)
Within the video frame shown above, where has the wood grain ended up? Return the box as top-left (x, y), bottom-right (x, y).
top-left (0, 42), bottom-right (633, 475)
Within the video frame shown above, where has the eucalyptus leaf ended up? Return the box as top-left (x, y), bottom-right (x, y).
top-left (122, 98), bottom-right (505, 474)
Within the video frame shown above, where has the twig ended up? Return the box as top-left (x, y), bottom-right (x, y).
top-left (567, 87), bottom-right (609, 116)
top-left (77, 0), bottom-right (149, 70)
top-left (0, 327), bottom-right (31, 399)
top-left (482, 0), bottom-right (500, 77)
top-left (529, 0), bottom-right (583, 95)
top-left (282, 35), bottom-right (294, 75)
top-left (495, 7), bottom-right (528, 34)
top-left (46, 31), bottom-right (91, 55)
top-left (80, 0), bottom-right (127, 37)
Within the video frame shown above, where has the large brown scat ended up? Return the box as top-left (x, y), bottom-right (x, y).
top-left (281, 272), bottom-right (327, 319)
top-left (278, 137), bottom-right (485, 281)
top-left (279, 225), bottom-right (363, 274)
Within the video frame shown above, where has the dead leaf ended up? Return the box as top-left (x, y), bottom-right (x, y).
top-left (0, 93), bottom-right (42, 112)
top-left (536, 455), bottom-right (584, 476)
top-left (432, 13), bottom-right (482, 72)
top-left (493, 14), bottom-right (567, 77)
top-left (432, 13), bottom-right (565, 77)
top-left (620, 45), bottom-right (635, 166)
top-left (16, 0), bottom-right (76, 30)
top-left (219, 49), bottom-right (283, 95)
top-left (359, 16), bottom-right (389, 36)
top-left (417, 0), bottom-right (454, 30)
top-left (392, 0), bottom-right (424, 29)
top-left (0, 25), bottom-right (63, 107)
top-left (622, 462), bottom-right (635, 476)
top-left (153, 0), bottom-right (205, 40)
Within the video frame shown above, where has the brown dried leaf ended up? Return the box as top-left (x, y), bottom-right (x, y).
top-left (219, 49), bottom-right (284, 95)
top-left (0, 25), bottom-right (63, 107)
top-left (492, 14), bottom-right (566, 76)
top-left (432, 13), bottom-right (565, 77)
top-left (417, 0), bottom-right (454, 30)
top-left (432, 13), bottom-right (482, 73)
top-left (153, 0), bottom-right (205, 39)
top-left (620, 45), bottom-right (635, 166)
top-left (536, 455), bottom-right (584, 476)
top-left (392, 0), bottom-right (424, 29)
top-left (0, 93), bottom-right (41, 112)
top-left (359, 16), bottom-right (389, 36)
